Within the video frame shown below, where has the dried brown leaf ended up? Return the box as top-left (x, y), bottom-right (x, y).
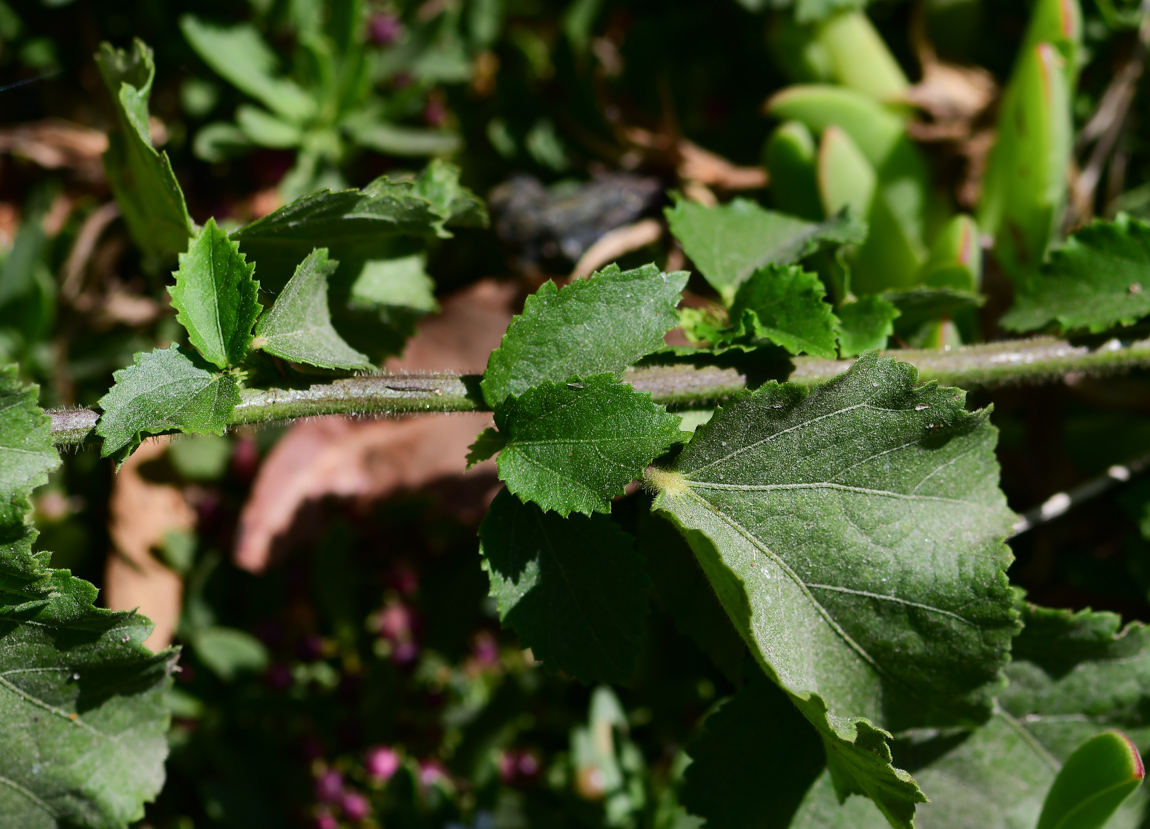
top-left (104, 438), bottom-right (194, 651)
top-left (234, 279), bottom-right (520, 572)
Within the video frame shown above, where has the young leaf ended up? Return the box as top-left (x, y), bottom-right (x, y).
top-left (96, 345), bottom-right (240, 461)
top-left (1002, 215), bottom-right (1150, 334)
top-left (648, 352), bottom-right (1017, 825)
top-left (491, 376), bottom-right (681, 517)
top-left (95, 39), bottom-right (194, 258)
top-left (413, 159), bottom-right (489, 231)
top-left (682, 673), bottom-right (826, 829)
top-left (1036, 731), bottom-right (1144, 829)
top-left (478, 488), bottom-right (650, 684)
top-left (665, 197), bottom-right (866, 303)
top-left (170, 218), bottom-right (261, 369)
top-left (792, 604), bottom-right (1150, 828)
top-left (481, 264), bottom-right (688, 406)
top-left (0, 367), bottom-right (175, 827)
top-left (180, 16), bottom-right (315, 122)
top-left (730, 264), bottom-right (841, 359)
top-left (837, 295), bottom-right (899, 356)
top-left (253, 248), bottom-right (371, 370)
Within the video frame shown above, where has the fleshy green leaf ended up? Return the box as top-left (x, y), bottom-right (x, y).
top-left (478, 488), bottom-right (650, 684)
top-left (0, 366), bottom-right (175, 827)
top-left (169, 218), bottom-right (261, 369)
top-left (253, 248), bottom-right (371, 370)
top-left (96, 345), bottom-right (240, 461)
top-left (1037, 730), bottom-right (1144, 829)
top-left (180, 15), bottom-right (315, 122)
top-left (481, 264), bottom-right (688, 406)
top-left (1002, 215), bottom-right (1150, 334)
top-left (730, 264), bottom-right (841, 358)
top-left (491, 375), bottom-right (681, 517)
top-left (666, 197), bottom-right (866, 303)
top-left (648, 352), bottom-right (1017, 826)
top-left (837, 295), bottom-right (899, 357)
top-left (791, 603), bottom-right (1150, 828)
top-left (95, 39), bottom-right (194, 258)
top-left (682, 672), bottom-right (826, 829)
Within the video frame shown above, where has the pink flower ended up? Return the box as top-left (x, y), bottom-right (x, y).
top-left (314, 769), bottom-right (343, 802)
top-left (340, 790), bottom-right (370, 822)
top-left (365, 746), bottom-right (401, 782)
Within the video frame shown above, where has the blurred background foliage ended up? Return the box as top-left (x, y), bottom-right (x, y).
top-left (6, 0), bottom-right (1150, 827)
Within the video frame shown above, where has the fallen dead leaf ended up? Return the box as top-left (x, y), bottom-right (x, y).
top-left (104, 438), bottom-right (194, 652)
top-left (0, 119), bottom-right (108, 178)
top-left (570, 218), bottom-right (663, 279)
top-left (234, 279), bottom-right (521, 573)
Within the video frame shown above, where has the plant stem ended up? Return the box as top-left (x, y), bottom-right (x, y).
top-left (48, 334), bottom-right (1150, 446)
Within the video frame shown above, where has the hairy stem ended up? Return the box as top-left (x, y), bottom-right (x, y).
top-left (49, 334), bottom-right (1150, 446)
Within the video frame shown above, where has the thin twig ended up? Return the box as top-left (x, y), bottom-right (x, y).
top-left (1010, 449), bottom-right (1150, 536)
top-left (47, 333), bottom-right (1150, 446)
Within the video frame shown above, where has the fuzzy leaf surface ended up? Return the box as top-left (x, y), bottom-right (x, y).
top-left (791, 604), bottom-right (1150, 828)
top-left (492, 376), bottom-right (681, 517)
top-left (95, 40), bottom-right (194, 258)
top-left (412, 159), bottom-right (489, 230)
top-left (0, 367), bottom-right (175, 829)
top-left (169, 218), bottom-right (260, 369)
top-left (253, 248), bottom-right (371, 370)
top-left (650, 352), bottom-right (1016, 826)
top-left (478, 488), bottom-right (650, 684)
top-left (96, 345), bottom-right (240, 460)
top-left (730, 265), bottom-right (841, 358)
top-left (665, 197), bottom-right (866, 303)
top-left (482, 264), bottom-right (688, 406)
top-left (1002, 215), bottom-right (1150, 334)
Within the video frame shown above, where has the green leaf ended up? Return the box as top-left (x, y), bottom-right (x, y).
top-left (231, 174), bottom-right (454, 294)
top-left (179, 16), bottom-right (315, 122)
top-left (730, 265), bottom-right (841, 359)
top-left (478, 488), bottom-right (650, 684)
top-left (466, 427), bottom-right (506, 468)
top-left (1037, 730), bottom-right (1144, 829)
top-left (682, 673), bottom-right (826, 829)
top-left (795, 0), bottom-right (868, 25)
top-left (481, 264), bottom-right (688, 406)
top-left (343, 116), bottom-right (464, 157)
top-left (412, 159), bottom-right (489, 230)
top-left (169, 218), bottom-right (261, 370)
top-left (95, 39), bottom-right (194, 258)
top-left (491, 375), bottom-right (681, 517)
top-left (837, 296), bottom-right (899, 357)
top-left (347, 252), bottom-right (438, 314)
top-left (96, 345), bottom-right (240, 461)
top-left (636, 507), bottom-right (747, 685)
top-left (0, 366), bottom-right (175, 827)
top-left (648, 352), bottom-right (1017, 826)
top-left (792, 603), bottom-right (1150, 828)
top-left (1002, 215), bottom-right (1150, 334)
top-left (253, 248), bottom-right (371, 370)
top-left (978, 42), bottom-right (1072, 282)
top-left (666, 197), bottom-right (866, 303)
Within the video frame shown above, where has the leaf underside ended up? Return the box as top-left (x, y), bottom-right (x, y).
top-left (652, 352), bottom-right (1017, 827)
